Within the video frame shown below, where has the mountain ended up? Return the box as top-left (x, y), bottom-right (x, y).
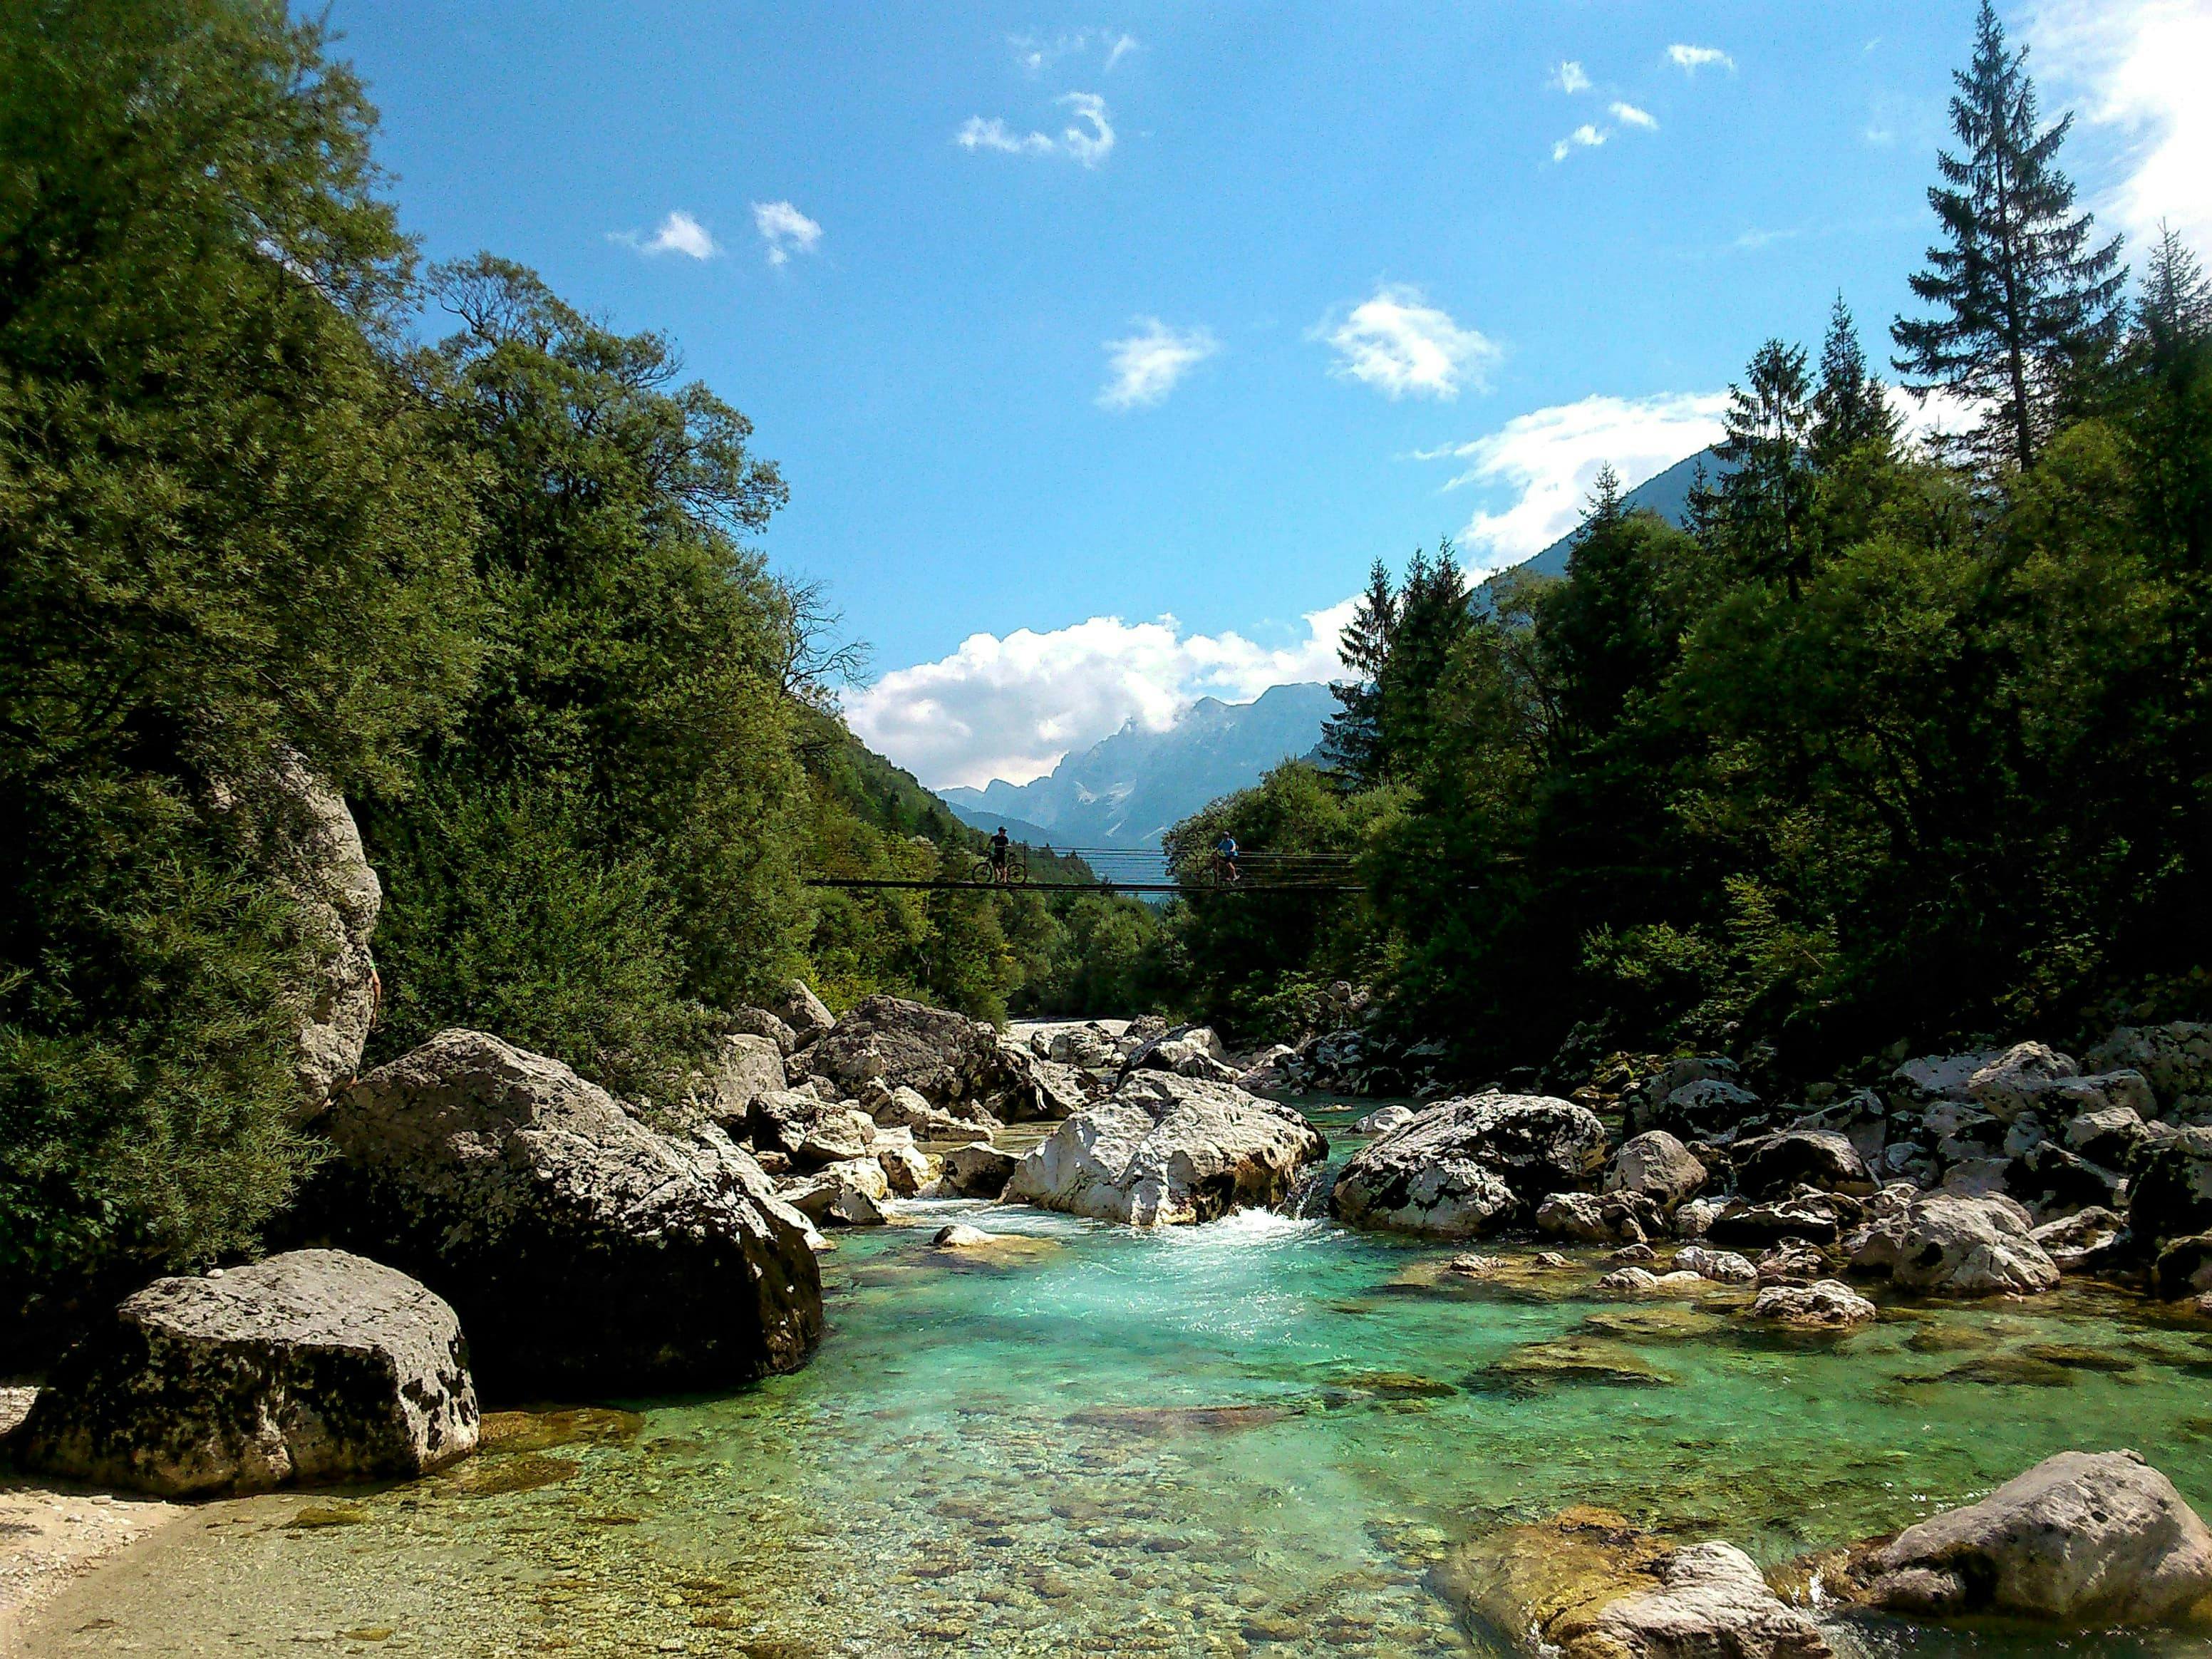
top-left (940, 681), bottom-right (1335, 849)
top-left (1488, 447), bottom-right (1728, 594)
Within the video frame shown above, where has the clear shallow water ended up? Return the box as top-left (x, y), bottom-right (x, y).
top-left (32, 1102), bottom-right (2212, 1658)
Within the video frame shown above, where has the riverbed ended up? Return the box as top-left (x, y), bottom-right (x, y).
top-left (23, 1101), bottom-right (2212, 1658)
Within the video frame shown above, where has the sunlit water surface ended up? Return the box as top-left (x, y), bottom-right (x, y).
top-left (33, 1100), bottom-right (2212, 1658)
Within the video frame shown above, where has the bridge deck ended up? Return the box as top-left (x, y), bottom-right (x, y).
top-left (801, 877), bottom-right (1365, 894)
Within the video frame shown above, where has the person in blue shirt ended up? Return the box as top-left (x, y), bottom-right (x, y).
top-left (1213, 832), bottom-right (1241, 885)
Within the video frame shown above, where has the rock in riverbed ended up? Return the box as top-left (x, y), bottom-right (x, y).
top-left (1747, 1279), bottom-right (1877, 1328)
top-left (1434, 1505), bottom-right (1831, 1658)
top-left (16, 1251), bottom-right (476, 1498)
top-left (807, 994), bottom-right (1034, 1116)
top-left (1846, 1192), bottom-right (2059, 1296)
top-left (299, 1029), bottom-right (823, 1393)
top-left (1003, 1073), bottom-right (1325, 1226)
top-left (1605, 1131), bottom-right (1707, 1210)
top-left (1331, 1093), bottom-right (1606, 1238)
top-left (1832, 1449), bottom-right (2212, 1626)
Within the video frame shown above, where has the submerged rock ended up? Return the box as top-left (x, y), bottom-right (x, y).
top-left (1003, 1072), bottom-right (1325, 1226)
top-left (1434, 1505), bottom-right (1831, 1658)
top-left (1848, 1192), bottom-right (2060, 1296)
top-left (302, 1029), bottom-right (823, 1392)
top-left (1479, 1337), bottom-right (1677, 1392)
top-left (17, 1251), bottom-right (476, 1498)
top-left (1838, 1449), bottom-right (2212, 1626)
top-left (1331, 1093), bottom-right (1606, 1239)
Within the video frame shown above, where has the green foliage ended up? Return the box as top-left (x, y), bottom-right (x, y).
top-left (1159, 761), bottom-right (1394, 1041)
top-left (356, 257), bottom-right (805, 1087)
top-left (0, 0), bottom-right (477, 1293)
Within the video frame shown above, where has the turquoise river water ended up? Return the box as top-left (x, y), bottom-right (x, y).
top-left (29, 1101), bottom-right (2212, 1658)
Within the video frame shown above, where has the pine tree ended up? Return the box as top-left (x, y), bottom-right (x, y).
top-left (1379, 542), bottom-right (1474, 776)
top-left (1891, 0), bottom-right (2126, 474)
top-left (1810, 296), bottom-right (1899, 467)
top-left (2136, 223), bottom-right (2212, 365)
top-left (1321, 558), bottom-right (1397, 787)
top-left (1716, 338), bottom-right (1816, 589)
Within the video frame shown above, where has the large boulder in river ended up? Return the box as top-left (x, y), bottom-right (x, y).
top-left (1125, 1025), bottom-right (1239, 1086)
top-left (688, 1033), bottom-right (787, 1129)
top-left (1840, 1450), bottom-right (2212, 1626)
top-left (1003, 1073), bottom-right (1325, 1226)
top-left (748, 1090), bottom-right (877, 1168)
top-left (1603, 1131), bottom-right (1707, 1210)
top-left (1332, 1094), bottom-right (1607, 1239)
top-left (1735, 1130), bottom-right (1874, 1201)
top-left (1847, 1192), bottom-right (2059, 1296)
top-left (807, 995), bottom-right (1029, 1117)
top-left (1435, 1505), bottom-right (1831, 1659)
top-left (2129, 1126), bottom-right (2212, 1248)
top-left (16, 1251), bottom-right (476, 1498)
top-left (301, 1029), bottom-right (823, 1393)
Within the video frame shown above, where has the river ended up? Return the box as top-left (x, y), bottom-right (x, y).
top-left (27, 1100), bottom-right (2212, 1658)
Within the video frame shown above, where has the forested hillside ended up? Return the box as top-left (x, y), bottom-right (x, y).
top-left (0, 0), bottom-right (1160, 1313)
top-left (1164, 4), bottom-right (2212, 1078)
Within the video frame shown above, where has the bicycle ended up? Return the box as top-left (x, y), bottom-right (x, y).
top-left (968, 854), bottom-right (1029, 887)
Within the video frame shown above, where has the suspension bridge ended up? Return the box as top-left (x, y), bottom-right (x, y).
top-left (800, 844), bottom-right (1365, 895)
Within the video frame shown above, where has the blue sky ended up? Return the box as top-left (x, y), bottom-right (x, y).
top-left (326, 1), bottom-right (2208, 787)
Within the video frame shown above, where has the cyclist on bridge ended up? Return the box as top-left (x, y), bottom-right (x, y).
top-left (1214, 832), bottom-right (1241, 885)
top-left (989, 827), bottom-right (1012, 881)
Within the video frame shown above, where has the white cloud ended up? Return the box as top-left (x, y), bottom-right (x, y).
top-left (1320, 284), bottom-right (1499, 400)
top-left (847, 603), bottom-right (1357, 789)
top-left (1668, 44), bottom-right (1735, 73)
top-left (1552, 123), bottom-right (1608, 162)
top-left (1886, 382), bottom-right (1991, 455)
top-left (614, 210), bottom-right (718, 259)
top-left (957, 117), bottom-right (1055, 157)
top-left (1611, 101), bottom-right (1659, 130)
top-left (2031, 0), bottom-right (2212, 254)
top-left (1099, 319), bottom-right (1220, 410)
top-left (1419, 392), bottom-right (1730, 574)
top-left (957, 92), bottom-right (1115, 167)
top-left (751, 200), bottom-right (822, 267)
top-left (1554, 60), bottom-right (1592, 93)
top-left (1010, 29), bottom-right (1139, 75)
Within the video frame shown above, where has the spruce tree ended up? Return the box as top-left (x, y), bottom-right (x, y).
top-left (1717, 339), bottom-right (1816, 589)
top-left (2137, 224), bottom-right (2212, 365)
top-left (1810, 296), bottom-right (1899, 467)
top-left (1891, 0), bottom-right (2125, 473)
top-left (1321, 558), bottom-right (1397, 787)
